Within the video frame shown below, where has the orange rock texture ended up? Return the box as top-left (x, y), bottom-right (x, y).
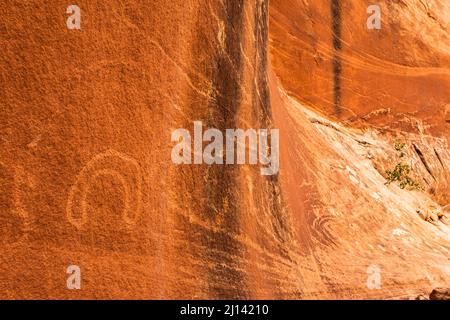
top-left (270, 0), bottom-right (450, 138)
top-left (0, 0), bottom-right (449, 299)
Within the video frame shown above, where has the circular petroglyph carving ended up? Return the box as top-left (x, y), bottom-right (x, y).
top-left (66, 150), bottom-right (142, 229)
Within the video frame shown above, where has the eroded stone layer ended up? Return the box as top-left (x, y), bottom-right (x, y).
top-left (270, 0), bottom-right (450, 138)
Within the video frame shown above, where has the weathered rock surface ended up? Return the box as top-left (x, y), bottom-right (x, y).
top-left (429, 287), bottom-right (450, 300)
top-left (0, 0), bottom-right (448, 299)
top-left (270, 0), bottom-right (450, 139)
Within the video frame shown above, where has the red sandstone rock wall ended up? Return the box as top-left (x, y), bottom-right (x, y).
top-left (0, 0), bottom-right (283, 299)
top-left (0, 0), bottom-right (449, 299)
top-left (270, 0), bottom-right (450, 138)
top-left (270, 0), bottom-right (449, 212)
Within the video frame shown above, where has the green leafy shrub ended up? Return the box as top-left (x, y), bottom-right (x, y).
top-left (385, 163), bottom-right (419, 189)
top-left (394, 142), bottom-right (406, 157)
top-left (394, 142), bottom-right (406, 152)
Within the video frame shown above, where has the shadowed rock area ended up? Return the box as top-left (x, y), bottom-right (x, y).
top-left (0, 0), bottom-right (449, 299)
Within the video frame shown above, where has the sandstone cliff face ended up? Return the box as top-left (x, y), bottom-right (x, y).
top-left (0, 0), bottom-right (281, 299)
top-left (0, 0), bottom-right (449, 299)
top-left (270, 0), bottom-right (450, 138)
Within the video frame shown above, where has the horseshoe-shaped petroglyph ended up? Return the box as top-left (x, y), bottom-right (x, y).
top-left (66, 150), bottom-right (143, 229)
top-left (0, 163), bottom-right (33, 243)
top-left (13, 166), bottom-right (33, 234)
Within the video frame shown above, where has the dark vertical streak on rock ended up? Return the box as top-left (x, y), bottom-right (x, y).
top-left (434, 148), bottom-right (445, 170)
top-left (331, 0), bottom-right (342, 115)
top-left (183, 0), bottom-right (248, 299)
top-left (253, 0), bottom-right (271, 121)
top-left (204, 0), bottom-right (247, 299)
top-left (413, 144), bottom-right (436, 181)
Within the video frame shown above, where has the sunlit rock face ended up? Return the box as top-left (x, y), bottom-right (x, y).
top-left (0, 0), bottom-right (449, 299)
top-left (269, 0), bottom-right (449, 215)
top-left (0, 0), bottom-right (277, 299)
top-left (269, 0), bottom-right (450, 138)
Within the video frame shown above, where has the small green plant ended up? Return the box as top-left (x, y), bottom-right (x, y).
top-left (385, 163), bottom-right (419, 189)
top-left (394, 142), bottom-right (406, 151)
top-left (394, 142), bottom-right (406, 157)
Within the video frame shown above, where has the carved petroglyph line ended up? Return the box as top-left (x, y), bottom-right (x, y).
top-left (0, 163), bottom-right (34, 243)
top-left (13, 166), bottom-right (33, 234)
top-left (66, 150), bottom-right (142, 229)
top-left (311, 213), bottom-right (337, 246)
